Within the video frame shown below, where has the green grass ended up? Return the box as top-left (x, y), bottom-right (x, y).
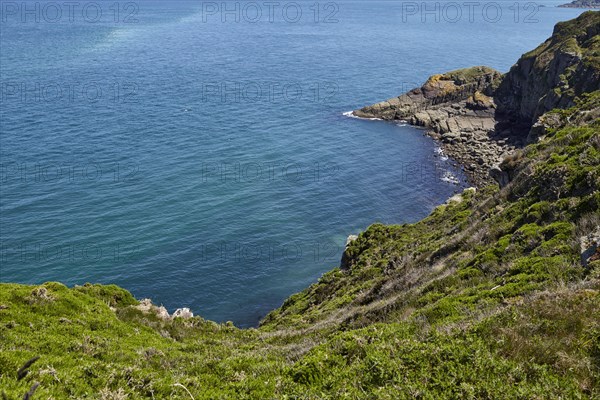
top-left (2, 281), bottom-right (598, 399)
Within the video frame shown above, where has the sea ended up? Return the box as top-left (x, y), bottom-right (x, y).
top-left (0, 0), bottom-right (587, 326)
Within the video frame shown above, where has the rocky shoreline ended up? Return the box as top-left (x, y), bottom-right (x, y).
top-left (351, 66), bottom-right (525, 187)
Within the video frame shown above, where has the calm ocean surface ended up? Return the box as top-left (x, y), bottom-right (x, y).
top-left (0, 1), bottom-right (586, 326)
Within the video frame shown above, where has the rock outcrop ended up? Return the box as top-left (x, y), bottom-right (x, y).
top-left (353, 66), bottom-right (518, 186)
top-left (340, 234), bottom-right (358, 270)
top-left (135, 298), bottom-right (171, 320)
top-left (581, 227), bottom-right (600, 266)
top-left (353, 66), bottom-right (501, 123)
top-left (495, 11), bottom-right (600, 126)
top-left (352, 11), bottom-right (600, 188)
top-left (173, 307), bottom-right (194, 319)
top-left (134, 298), bottom-right (194, 320)
top-left (558, 0), bottom-right (600, 9)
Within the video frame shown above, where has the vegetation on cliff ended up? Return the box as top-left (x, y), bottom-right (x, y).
top-left (1, 13), bottom-right (599, 400)
top-left (495, 11), bottom-right (600, 125)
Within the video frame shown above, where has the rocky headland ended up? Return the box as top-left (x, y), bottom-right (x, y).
top-left (353, 66), bottom-right (512, 186)
top-left (352, 11), bottom-right (600, 187)
top-left (559, 0), bottom-right (600, 9)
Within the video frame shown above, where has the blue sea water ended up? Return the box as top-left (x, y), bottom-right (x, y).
top-left (0, 1), bottom-right (587, 326)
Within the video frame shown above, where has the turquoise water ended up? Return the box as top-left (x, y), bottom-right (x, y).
top-left (0, 1), bottom-right (586, 326)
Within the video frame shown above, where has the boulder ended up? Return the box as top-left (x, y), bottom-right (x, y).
top-left (173, 308), bottom-right (194, 319)
top-left (490, 165), bottom-right (510, 188)
top-left (134, 298), bottom-right (172, 321)
top-left (340, 234), bottom-right (359, 270)
top-left (581, 227), bottom-right (600, 267)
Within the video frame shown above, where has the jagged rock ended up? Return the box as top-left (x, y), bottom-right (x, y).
top-left (527, 122), bottom-right (548, 144)
top-left (135, 298), bottom-right (172, 320)
top-left (173, 308), bottom-right (194, 319)
top-left (490, 165), bottom-right (510, 187)
top-left (446, 187), bottom-right (477, 204)
top-left (345, 235), bottom-right (358, 246)
top-left (353, 66), bottom-right (501, 122)
top-left (442, 131), bottom-right (460, 142)
top-left (29, 287), bottom-right (54, 302)
top-left (340, 234), bottom-right (359, 270)
top-left (136, 298), bottom-right (154, 313)
top-left (581, 227), bottom-right (600, 266)
top-left (351, 67), bottom-right (508, 186)
top-left (528, 113), bottom-right (565, 143)
top-left (495, 12), bottom-right (600, 125)
top-left (466, 91), bottom-right (495, 110)
top-left (446, 194), bottom-right (463, 204)
top-left (156, 306), bottom-right (170, 320)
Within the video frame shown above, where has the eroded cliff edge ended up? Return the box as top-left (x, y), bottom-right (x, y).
top-left (352, 11), bottom-right (600, 187)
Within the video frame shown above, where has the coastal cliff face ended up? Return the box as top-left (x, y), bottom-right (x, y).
top-left (353, 66), bottom-right (501, 123)
top-left (495, 11), bottom-right (600, 125)
top-left (353, 11), bottom-right (600, 187)
top-left (1, 13), bottom-right (599, 400)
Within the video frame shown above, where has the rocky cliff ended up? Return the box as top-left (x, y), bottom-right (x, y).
top-left (353, 11), bottom-right (600, 187)
top-left (495, 11), bottom-right (600, 125)
top-left (559, 0), bottom-right (600, 9)
top-left (353, 66), bottom-right (501, 123)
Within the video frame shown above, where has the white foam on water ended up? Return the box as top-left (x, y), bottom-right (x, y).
top-left (434, 146), bottom-right (449, 161)
top-left (441, 170), bottom-right (460, 185)
top-left (342, 111), bottom-right (383, 121)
